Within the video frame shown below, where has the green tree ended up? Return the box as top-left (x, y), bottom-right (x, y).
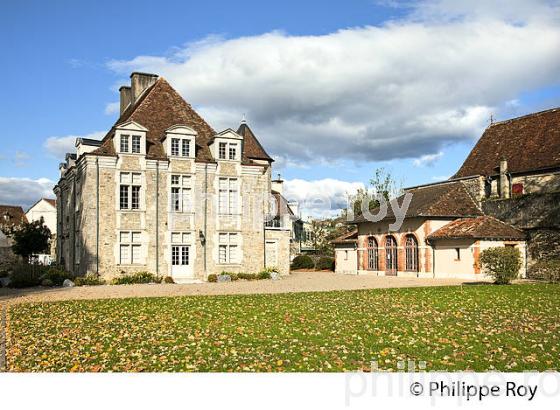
top-left (9, 219), bottom-right (52, 259)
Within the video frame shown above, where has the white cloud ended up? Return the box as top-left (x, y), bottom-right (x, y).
top-left (413, 151), bottom-right (443, 167)
top-left (14, 151), bottom-right (31, 168)
top-left (106, 0), bottom-right (560, 167)
top-left (283, 178), bottom-right (365, 218)
top-left (0, 177), bottom-right (55, 210)
top-left (104, 102), bottom-right (120, 115)
top-left (44, 131), bottom-right (105, 159)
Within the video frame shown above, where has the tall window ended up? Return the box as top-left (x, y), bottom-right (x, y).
top-left (119, 172), bottom-right (141, 210)
top-left (219, 233), bottom-right (238, 264)
top-left (182, 139), bottom-right (190, 157)
top-left (405, 235), bottom-right (418, 272)
top-left (119, 231), bottom-right (142, 265)
top-left (120, 135), bottom-right (129, 153)
top-left (171, 138), bottom-right (180, 156)
top-left (385, 235), bottom-right (398, 273)
top-left (170, 175), bottom-right (192, 212)
top-left (219, 142), bottom-right (227, 159)
top-left (228, 143), bottom-right (237, 160)
top-left (367, 236), bottom-right (378, 270)
top-left (131, 135), bottom-right (141, 153)
top-left (218, 178), bottom-right (238, 215)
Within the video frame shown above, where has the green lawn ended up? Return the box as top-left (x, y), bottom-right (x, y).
top-left (7, 284), bottom-right (560, 372)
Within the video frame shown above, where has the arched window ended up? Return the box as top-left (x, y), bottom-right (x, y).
top-left (405, 235), bottom-right (418, 272)
top-left (385, 235), bottom-right (398, 274)
top-left (367, 237), bottom-right (378, 270)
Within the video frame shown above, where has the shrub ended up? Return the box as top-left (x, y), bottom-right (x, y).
top-left (238, 273), bottom-right (257, 280)
top-left (74, 274), bottom-right (106, 286)
top-left (257, 270), bottom-right (271, 279)
top-left (480, 247), bottom-right (522, 285)
top-left (291, 254), bottom-right (315, 270)
top-left (8, 263), bottom-right (47, 288)
top-left (163, 276), bottom-right (175, 284)
top-left (530, 259), bottom-right (560, 283)
top-left (315, 256), bottom-right (335, 271)
top-left (111, 271), bottom-right (160, 285)
top-left (41, 266), bottom-right (74, 286)
top-left (41, 278), bottom-right (53, 287)
top-left (207, 274), bottom-right (217, 283)
top-left (229, 273), bottom-right (239, 281)
top-left (0, 270), bottom-right (9, 278)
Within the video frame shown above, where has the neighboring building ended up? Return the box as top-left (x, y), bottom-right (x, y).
top-left (54, 72), bottom-right (291, 282)
top-left (335, 107), bottom-right (560, 279)
top-left (332, 230), bottom-right (357, 274)
top-left (26, 198), bottom-right (57, 261)
top-left (26, 198), bottom-right (57, 234)
top-left (340, 182), bottom-right (526, 280)
top-left (0, 205), bottom-right (27, 267)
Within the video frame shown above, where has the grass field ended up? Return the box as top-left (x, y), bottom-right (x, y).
top-left (6, 284), bottom-right (560, 372)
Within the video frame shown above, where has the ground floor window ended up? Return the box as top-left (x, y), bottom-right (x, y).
top-left (405, 235), bottom-right (418, 272)
top-left (218, 233), bottom-right (239, 264)
top-left (119, 231), bottom-right (142, 264)
top-left (385, 235), bottom-right (398, 272)
top-left (367, 236), bottom-right (378, 270)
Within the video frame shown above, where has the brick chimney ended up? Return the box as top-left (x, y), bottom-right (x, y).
top-left (499, 159), bottom-right (510, 199)
top-left (119, 86), bottom-right (131, 115)
top-left (130, 72), bottom-right (158, 105)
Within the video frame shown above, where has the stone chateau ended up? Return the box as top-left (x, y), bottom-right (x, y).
top-left (55, 72), bottom-right (292, 281)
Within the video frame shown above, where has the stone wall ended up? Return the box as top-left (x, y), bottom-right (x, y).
top-left (482, 192), bottom-right (560, 276)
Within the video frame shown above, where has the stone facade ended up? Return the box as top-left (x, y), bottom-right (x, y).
top-left (54, 73), bottom-right (291, 281)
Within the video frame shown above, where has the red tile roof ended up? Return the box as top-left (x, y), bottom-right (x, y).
top-left (331, 229), bottom-right (358, 244)
top-left (93, 78), bottom-right (272, 165)
top-left (0, 205), bottom-right (27, 231)
top-left (428, 216), bottom-right (525, 240)
top-left (454, 107), bottom-right (560, 178)
top-left (352, 181), bottom-right (482, 223)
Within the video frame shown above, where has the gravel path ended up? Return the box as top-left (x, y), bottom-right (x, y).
top-left (0, 271), bottom-right (479, 305)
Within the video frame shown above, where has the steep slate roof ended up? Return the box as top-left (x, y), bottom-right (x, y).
top-left (352, 181), bottom-right (482, 223)
top-left (237, 122), bottom-right (273, 162)
top-left (428, 216), bottom-right (525, 240)
top-left (271, 190), bottom-right (296, 218)
top-left (0, 205), bottom-right (27, 231)
top-left (93, 78), bottom-right (272, 165)
top-left (331, 229), bottom-right (358, 245)
top-left (454, 107), bottom-right (560, 178)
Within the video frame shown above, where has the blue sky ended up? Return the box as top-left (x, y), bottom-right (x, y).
top-left (1, 0), bottom-right (559, 214)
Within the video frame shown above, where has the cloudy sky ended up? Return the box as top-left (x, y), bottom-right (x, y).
top-left (1, 0), bottom-right (559, 215)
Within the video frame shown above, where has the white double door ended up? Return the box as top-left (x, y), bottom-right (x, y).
top-left (171, 244), bottom-right (193, 278)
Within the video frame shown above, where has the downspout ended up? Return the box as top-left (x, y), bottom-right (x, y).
top-left (203, 163), bottom-right (208, 276)
top-left (156, 161), bottom-right (160, 277)
top-left (96, 158), bottom-right (99, 275)
top-left (72, 174), bottom-right (76, 273)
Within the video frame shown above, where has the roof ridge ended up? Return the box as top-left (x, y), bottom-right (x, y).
top-left (489, 106), bottom-right (560, 128)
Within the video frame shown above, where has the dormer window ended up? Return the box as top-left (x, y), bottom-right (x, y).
top-left (165, 125), bottom-right (197, 159)
top-left (114, 121), bottom-right (148, 155)
top-left (217, 141), bottom-right (239, 161)
top-left (211, 129), bottom-right (243, 162)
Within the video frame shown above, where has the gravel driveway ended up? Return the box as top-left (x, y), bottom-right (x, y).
top-left (0, 271), bottom-right (479, 305)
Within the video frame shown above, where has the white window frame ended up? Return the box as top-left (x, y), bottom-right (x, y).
top-left (119, 172), bottom-right (142, 210)
top-left (218, 177), bottom-right (239, 215)
top-left (218, 233), bottom-right (239, 264)
top-left (120, 134), bottom-right (130, 153)
top-left (119, 231), bottom-right (143, 265)
top-left (167, 136), bottom-right (194, 159)
top-left (170, 174), bottom-right (193, 213)
top-left (217, 141), bottom-right (239, 161)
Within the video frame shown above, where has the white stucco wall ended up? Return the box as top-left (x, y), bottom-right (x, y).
top-left (26, 199), bottom-right (57, 234)
top-left (334, 244), bottom-right (357, 274)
